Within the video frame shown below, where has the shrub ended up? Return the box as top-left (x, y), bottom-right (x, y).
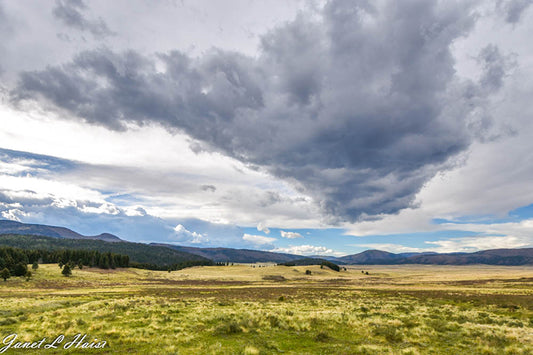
top-left (315, 332), bottom-right (330, 342)
top-left (0, 318), bottom-right (17, 326)
top-left (373, 325), bottom-right (403, 343)
top-left (305, 270), bottom-right (312, 275)
top-left (215, 321), bottom-right (242, 335)
top-left (267, 315), bottom-right (280, 328)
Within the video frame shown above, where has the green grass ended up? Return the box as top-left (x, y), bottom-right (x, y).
top-left (0, 264), bottom-right (532, 354)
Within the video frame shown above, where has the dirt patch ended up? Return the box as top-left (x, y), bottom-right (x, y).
top-left (141, 278), bottom-right (252, 286)
top-left (262, 275), bottom-right (286, 282)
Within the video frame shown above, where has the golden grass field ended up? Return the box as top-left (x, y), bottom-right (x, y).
top-left (0, 264), bottom-right (532, 354)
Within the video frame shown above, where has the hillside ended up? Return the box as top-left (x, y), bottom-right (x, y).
top-left (0, 234), bottom-right (210, 267)
top-left (0, 220), bottom-right (122, 242)
top-left (152, 244), bottom-right (302, 263)
top-left (339, 250), bottom-right (403, 264)
top-left (403, 248), bottom-right (533, 266)
top-left (1, 220), bottom-right (531, 265)
top-left (338, 248), bottom-right (533, 266)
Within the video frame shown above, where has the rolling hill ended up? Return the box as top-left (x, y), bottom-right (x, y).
top-left (0, 220), bottom-right (122, 242)
top-left (151, 244), bottom-right (303, 263)
top-left (1, 220), bottom-right (531, 265)
top-left (0, 234), bottom-right (210, 267)
top-left (338, 250), bottom-right (404, 264)
top-left (338, 248), bottom-right (533, 266)
top-left (402, 248), bottom-right (533, 266)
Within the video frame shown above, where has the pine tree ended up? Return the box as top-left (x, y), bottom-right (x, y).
top-left (61, 264), bottom-right (72, 277)
top-left (13, 262), bottom-right (28, 276)
top-left (1, 268), bottom-right (10, 281)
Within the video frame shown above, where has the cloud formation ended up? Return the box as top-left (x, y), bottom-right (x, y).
top-left (272, 244), bottom-right (341, 256)
top-left (256, 223), bottom-right (270, 234)
top-left (497, 0), bottom-right (532, 24)
top-left (0, 0), bottom-right (10, 75)
top-left (10, 0), bottom-right (510, 224)
top-left (173, 224), bottom-right (209, 244)
top-left (280, 231), bottom-right (303, 239)
top-left (242, 233), bottom-right (277, 246)
top-left (53, 0), bottom-right (113, 39)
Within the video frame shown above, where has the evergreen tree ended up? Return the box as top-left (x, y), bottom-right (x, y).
top-left (102, 254), bottom-right (110, 269)
top-left (108, 253), bottom-right (116, 269)
top-left (61, 264), bottom-right (72, 277)
top-left (13, 262), bottom-right (28, 276)
top-left (32, 261), bottom-right (39, 270)
top-left (1, 268), bottom-right (10, 281)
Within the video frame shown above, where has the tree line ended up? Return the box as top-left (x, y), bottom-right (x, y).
top-left (0, 234), bottom-right (210, 266)
top-left (0, 246), bottom-right (130, 280)
top-left (131, 259), bottom-right (214, 272)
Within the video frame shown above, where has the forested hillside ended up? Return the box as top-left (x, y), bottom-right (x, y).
top-left (0, 234), bottom-right (212, 268)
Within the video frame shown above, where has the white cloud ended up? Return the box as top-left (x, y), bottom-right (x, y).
top-left (257, 222), bottom-right (270, 234)
top-left (0, 160), bottom-right (33, 175)
top-left (424, 235), bottom-right (532, 253)
top-left (272, 244), bottom-right (343, 256)
top-left (354, 232), bottom-right (533, 254)
top-left (1, 208), bottom-right (27, 221)
top-left (173, 224), bottom-right (209, 244)
top-left (0, 103), bottom-right (322, 228)
top-left (242, 233), bottom-right (277, 245)
top-left (80, 203), bottom-right (121, 215)
top-left (351, 244), bottom-right (425, 253)
top-left (124, 206), bottom-right (147, 217)
top-left (0, 175), bottom-right (106, 205)
top-left (280, 231), bottom-right (303, 239)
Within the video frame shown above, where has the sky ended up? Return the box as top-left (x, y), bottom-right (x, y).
top-left (1, 0), bottom-right (533, 256)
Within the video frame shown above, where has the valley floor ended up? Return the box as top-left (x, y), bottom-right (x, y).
top-left (0, 264), bottom-right (532, 354)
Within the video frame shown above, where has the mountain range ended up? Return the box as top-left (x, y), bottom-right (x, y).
top-left (1, 220), bottom-right (532, 265)
top-left (0, 220), bottom-right (123, 242)
top-left (150, 243), bottom-right (302, 263)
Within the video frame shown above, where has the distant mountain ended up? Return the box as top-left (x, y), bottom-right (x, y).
top-left (151, 244), bottom-right (303, 263)
top-left (338, 248), bottom-right (533, 266)
top-left (0, 220), bottom-right (123, 242)
top-left (0, 234), bottom-right (210, 267)
top-left (403, 248), bottom-right (533, 266)
top-left (338, 250), bottom-right (403, 264)
top-left (2, 220), bottom-right (531, 266)
top-left (308, 255), bottom-right (344, 263)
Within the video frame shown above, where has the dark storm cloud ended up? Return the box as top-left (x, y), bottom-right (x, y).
top-left (12, 0), bottom-right (500, 222)
top-left (53, 0), bottom-right (113, 39)
top-left (497, 0), bottom-right (532, 24)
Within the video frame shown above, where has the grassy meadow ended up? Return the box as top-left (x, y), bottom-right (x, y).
top-left (0, 264), bottom-right (532, 354)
